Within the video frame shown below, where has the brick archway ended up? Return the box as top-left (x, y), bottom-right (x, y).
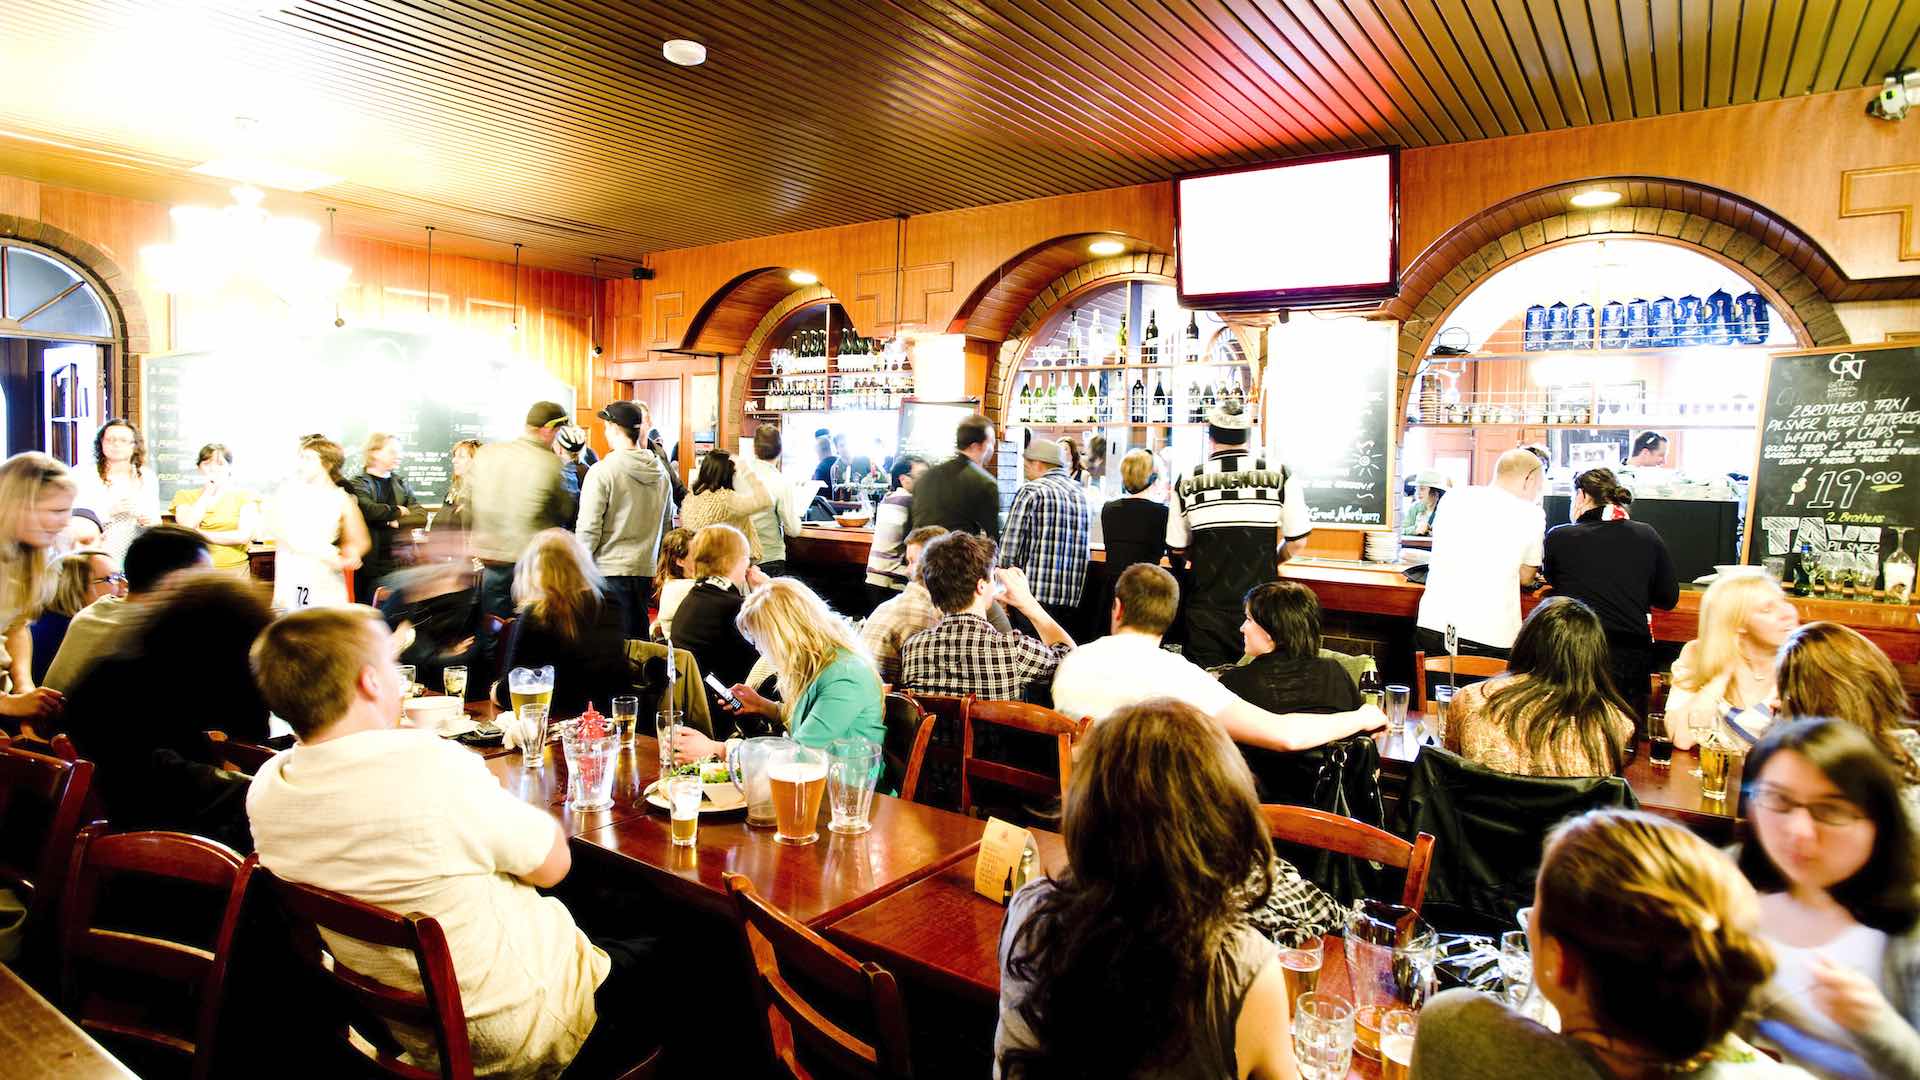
top-left (982, 252), bottom-right (1174, 423)
top-left (723, 284), bottom-right (833, 445)
top-left (0, 214), bottom-right (155, 408)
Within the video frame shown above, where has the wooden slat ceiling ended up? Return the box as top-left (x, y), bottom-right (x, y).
top-left (1, 0), bottom-right (1914, 269)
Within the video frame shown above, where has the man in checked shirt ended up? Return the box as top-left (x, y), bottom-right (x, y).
top-left (899, 531), bottom-right (1075, 705)
top-left (998, 437), bottom-right (1091, 640)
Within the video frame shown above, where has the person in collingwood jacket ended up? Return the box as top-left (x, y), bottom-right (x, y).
top-left (345, 433), bottom-right (428, 606)
top-left (577, 401), bottom-right (674, 640)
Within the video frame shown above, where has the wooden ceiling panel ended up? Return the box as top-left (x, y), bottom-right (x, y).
top-left (0, 0), bottom-right (1906, 266)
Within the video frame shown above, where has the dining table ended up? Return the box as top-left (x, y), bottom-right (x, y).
top-left (1, 961), bottom-right (138, 1079)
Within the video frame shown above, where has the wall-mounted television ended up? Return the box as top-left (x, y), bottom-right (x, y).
top-left (1175, 147), bottom-right (1400, 310)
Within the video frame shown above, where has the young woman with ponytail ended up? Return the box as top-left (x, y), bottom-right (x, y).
top-left (1415, 809), bottom-right (1804, 1078)
top-left (1542, 466), bottom-right (1680, 717)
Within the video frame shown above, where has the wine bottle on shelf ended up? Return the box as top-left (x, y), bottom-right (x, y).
top-left (1143, 311), bottom-right (1160, 364)
top-left (1185, 311), bottom-right (1201, 362)
top-left (1071, 377), bottom-right (1087, 425)
top-left (1115, 312), bottom-right (1129, 366)
top-left (1066, 309), bottom-right (1082, 361)
top-left (1129, 376), bottom-right (1147, 424)
top-left (1152, 373), bottom-right (1170, 424)
top-left (1096, 367), bottom-right (1111, 421)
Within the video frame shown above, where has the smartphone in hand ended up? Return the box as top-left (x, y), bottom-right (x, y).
top-left (705, 672), bottom-right (743, 711)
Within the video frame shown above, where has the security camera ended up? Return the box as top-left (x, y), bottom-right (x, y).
top-left (1867, 68), bottom-right (1919, 121)
top-left (590, 344), bottom-right (604, 357)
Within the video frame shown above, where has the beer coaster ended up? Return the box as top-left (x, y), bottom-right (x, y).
top-left (643, 780), bottom-right (748, 814)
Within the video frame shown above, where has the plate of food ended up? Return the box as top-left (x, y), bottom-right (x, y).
top-left (644, 759), bottom-right (747, 813)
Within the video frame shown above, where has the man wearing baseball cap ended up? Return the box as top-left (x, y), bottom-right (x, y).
top-left (999, 436), bottom-right (1091, 637)
top-left (468, 401), bottom-right (579, 648)
top-left (577, 401), bottom-right (675, 638)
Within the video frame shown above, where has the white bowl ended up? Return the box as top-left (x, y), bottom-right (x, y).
top-left (1713, 564), bottom-right (1747, 579)
top-left (403, 695), bottom-right (464, 732)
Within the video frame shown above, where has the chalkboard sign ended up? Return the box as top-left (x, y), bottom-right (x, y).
top-left (142, 328), bottom-right (575, 506)
top-left (1747, 342), bottom-right (1920, 568)
top-left (1266, 318), bottom-right (1396, 528)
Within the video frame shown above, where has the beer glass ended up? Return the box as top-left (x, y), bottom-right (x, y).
top-left (1700, 737), bottom-right (1742, 801)
top-left (516, 703), bottom-right (549, 770)
top-left (1278, 935), bottom-right (1323, 1013)
top-left (562, 720), bottom-right (617, 812)
top-left (442, 665), bottom-right (468, 699)
top-left (1380, 1009), bottom-right (1416, 1080)
top-left (507, 666), bottom-right (555, 716)
top-left (396, 664), bottom-right (416, 698)
top-left (1499, 930), bottom-right (1532, 1007)
top-left (1291, 992), bottom-right (1355, 1080)
top-left (668, 775), bottom-right (702, 847)
top-left (769, 743), bottom-right (829, 846)
top-left (827, 737), bottom-right (882, 835)
top-left (655, 709), bottom-right (683, 779)
top-left (1384, 684), bottom-right (1410, 742)
top-left (611, 695), bottom-right (639, 750)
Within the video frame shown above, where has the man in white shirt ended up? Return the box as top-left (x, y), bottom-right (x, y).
top-left (1415, 448), bottom-right (1547, 659)
top-left (740, 425), bottom-right (805, 578)
top-left (43, 524), bottom-right (209, 692)
top-left (1052, 564), bottom-right (1384, 751)
top-left (246, 608), bottom-right (645, 1079)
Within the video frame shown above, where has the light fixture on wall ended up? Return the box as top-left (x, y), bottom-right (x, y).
top-left (141, 184), bottom-right (349, 304)
top-left (509, 242), bottom-right (522, 334)
top-left (1088, 237), bottom-right (1125, 256)
top-left (788, 269), bottom-right (819, 285)
top-left (1570, 188), bottom-right (1622, 208)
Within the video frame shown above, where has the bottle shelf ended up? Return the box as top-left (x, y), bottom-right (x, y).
top-left (1017, 361), bottom-right (1253, 374)
top-left (1420, 343), bottom-right (1777, 365)
top-left (1020, 421), bottom-right (1221, 429)
top-left (1409, 421), bottom-right (1758, 431)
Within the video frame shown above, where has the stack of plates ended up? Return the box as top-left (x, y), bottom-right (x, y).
top-left (1364, 531), bottom-right (1400, 563)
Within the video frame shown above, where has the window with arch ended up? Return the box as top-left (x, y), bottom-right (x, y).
top-left (0, 243), bottom-right (113, 340)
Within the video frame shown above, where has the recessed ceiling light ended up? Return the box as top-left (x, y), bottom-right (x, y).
top-left (1088, 238), bottom-right (1125, 256)
top-left (663, 39), bottom-right (707, 67)
top-left (1570, 189), bottom-right (1622, 208)
top-left (190, 156), bottom-right (342, 193)
top-left (788, 269), bottom-right (818, 285)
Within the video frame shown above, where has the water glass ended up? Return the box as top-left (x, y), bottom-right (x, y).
top-left (827, 737), bottom-right (883, 835)
top-left (668, 775), bottom-right (702, 847)
top-left (396, 664), bottom-right (416, 697)
top-left (442, 665), bottom-right (468, 699)
top-left (1291, 991), bottom-right (1356, 1080)
top-left (611, 695), bottom-right (639, 750)
top-left (655, 709), bottom-right (683, 777)
top-left (1499, 930), bottom-right (1532, 1007)
top-left (1384, 684), bottom-right (1410, 740)
top-left (561, 721), bottom-right (617, 812)
top-left (1430, 685), bottom-right (1455, 745)
top-left (516, 703), bottom-right (550, 770)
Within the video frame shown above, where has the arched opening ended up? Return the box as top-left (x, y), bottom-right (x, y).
top-left (679, 267), bottom-right (816, 356)
top-left (0, 238), bottom-right (120, 461)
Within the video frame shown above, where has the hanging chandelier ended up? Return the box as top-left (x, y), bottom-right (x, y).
top-left (142, 184), bottom-right (350, 305)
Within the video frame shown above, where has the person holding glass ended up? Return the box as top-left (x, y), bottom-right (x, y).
top-left (1740, 718), bottom-right (1920, 1079)
top-left (670, 577), bottom-right (882, 764)
top-left (76, 419), bottom-right (159, 564)
top-left (167, 443), bottom-right (260, 572)
top-left (1670, 570), bottom-right (1801, 751)
top-left (1413, 809), bottom-right (1801, 1078)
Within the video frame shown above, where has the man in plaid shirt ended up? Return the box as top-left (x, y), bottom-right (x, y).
top-left (899, 532), bottom-right (1075, 703)
top-left (999, 438), bottom-right (1090, 635)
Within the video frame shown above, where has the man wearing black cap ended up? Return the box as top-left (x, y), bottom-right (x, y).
top-left (578, 401), bottom-right (674, 638)
top-left (468, 401), bottom-right (579, 641)
top-left (1166, 401), bottom-right (1311, 668)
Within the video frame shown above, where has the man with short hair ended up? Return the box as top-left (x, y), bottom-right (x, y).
top-left (1051, 564), bottom-right (1384, 749)
top-left (907, 413), bottom-right (1000, 540)
top-left (861, 525), bottom-right (1012, 685)
top-left (577, 400), bottom-right (675, 639)
top-left (43, 524), bottom-right (210, 692)
top-left (741, 425), bottom-right (803, 579)
top-left (864, 455), bottom-right (928, 608)
top-left (999, 438), bottom-right (1090, 636)
top-left (1629, 431), bottom-right (1669, 468)
top-left (1416, 448), bottom-right (1547, 660)
top-left (1167, 401), bottom-right (1313, 667)
top-left (468, 401), bottom-right (578, 631)
top-left (900, 532), bottom-right (1072, 702)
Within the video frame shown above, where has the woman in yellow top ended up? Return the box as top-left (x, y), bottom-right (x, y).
top-left (1668, 569), bottom-right (1800, 750)
top-left (168, 443), bottom-right (259, 570)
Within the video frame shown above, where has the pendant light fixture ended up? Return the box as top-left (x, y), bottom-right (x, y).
top-left (424, 225), bottom-right (435, 316)
top-left (509, 242), bottom-right (523, 334)
top-left (589, 257), bottom-right (604, 358)
top-left (328, 207), bottom-right (345, 327)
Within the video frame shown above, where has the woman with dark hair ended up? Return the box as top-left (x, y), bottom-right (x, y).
top-left (1543, 466), bottom-right (1679, 717)
top-left (168, 443), bottom-right (260, 571)
top-left (997, 698), bottom-right (1300, 1079)
top-left (1444, 597), bottom-right (1635, 777)
top-left (1774, 622), bottom-right (1920, 811)
top-left (1218, 580), bottom-right (1362, 716)
top-left (77, 418), bottom-right (159, 563)
top-left (678, 450), bottom-right (772, 561)
top-left (1741, 718), bottom-right (1920, 1078)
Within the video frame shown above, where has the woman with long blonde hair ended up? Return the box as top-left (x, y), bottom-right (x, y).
top-left (1670, 569), bottom-right (1800, 750)
top-left (490, 528), bottom-right (631, 717)
top-left (0, 452), bottom-right (77, 726)
top-left (1775, 621), bottom-right (1920, 794)
top-left (671, 577), bottom-right (883, 761)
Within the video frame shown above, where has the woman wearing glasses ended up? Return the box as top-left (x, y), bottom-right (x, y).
top-left (1741, 718), bottom-right (1920, 1079)
top-left (28, 551), bottom-right (123, 685)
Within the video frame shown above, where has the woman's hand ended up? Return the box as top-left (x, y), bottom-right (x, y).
top-left (335, 547), bottom-right (363, 572)
top-left (745, 565), bottom-right (770, 590)
top-left (732, 683), bottom-right (779, 719)
top-left (1810, 954), bottom-right (1896, 1035)
top-left (672, 727), bottom-right (722, 765)
top-left (0, 687), bottom-right (64, 721)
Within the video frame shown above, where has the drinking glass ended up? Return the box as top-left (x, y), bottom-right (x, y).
top-left (1700, 738), bottom-right (1743, 801)
top-left (1380, 1009), bottom-right (1416, 1080)
top-left (1429, 685), bottom-right (1455, 746)
top-left (1647, 711), bottom-right (1674, 769)
top-left (396, 664), bottom-right (416, 698)
top-left (1291, 991), bottom-right (1356, 1080)
top-left (561, 720), bottom-right (617, 812)
top-left (507, 666), bottom-right (555, 716)
top-left (442, 665), bottom-right (468, 699)
top-left (770, 742), bottom-right (829, 846)
top-left (655, 709), bottom-right (683, 779)
top-left (668, 775), bottom-right (702, 847)
top-left (516, 703), bottom-right (549, 770)
top-left (1687, 711), bottom-right (1713, 778)
top-left (1278, 935), bottom-right (1323, 1013)
top-left (1384, 684), bottom-right (1410, 741)
top-left (1499, 930), bottom-right (1532, 1007)
top-left (827, 737), bottom-right (882, 835)
top-left (611, 695), bottom-right (639, 750)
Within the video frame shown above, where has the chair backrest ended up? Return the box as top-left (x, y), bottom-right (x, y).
top-left (59, 825), bottom-right (252, 1080)
top-left (880, 693), bottom-right (935, 802)
top-left (1261, 805), bottom-right (1436, 915)
top-left (203, 731), bottom-right (279, 776)
top-left (626, 640), bottom-right (715, 738)
top-left (1396, 747), bottom-right (1637, 931)
top-left (900, 692), bottom-right (971, 810)
top-left (0, 741), bottom-right (94, 950)
top-left (259, 867), bottom-right (472, 1080)
top-left (724, 873), bottom-right (913, 1080)
top-left (1412, 651), bottom-right (1508, 705)
top-left (961, 700), bottom-right (1090, 817)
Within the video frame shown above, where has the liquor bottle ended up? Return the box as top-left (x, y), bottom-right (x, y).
top-left (1706, 288), bottom-right (1735, 345)
top-left (1791, 541), bottom-right (1814, 597)
top-left (1066, 309), bottom-right (1082, 361)
top-left (1358, 659), bottom-right (1382, 710)
top-left (1570, 302), bottom-right (1596, 349)
top-left (1676, 294), bottom-right (1703, 346)
top-left (1096, 367), bottom-right (1111, 421)
top-left (1129, 376), bottom-right (1147, 424)
top-left (1736, 291), bottom-right (1769, 345)
top-left (1086, 310), bottom-right (1103, 364)
top-left (1071, 376), bottom-right (1087, 425)
top-left (1546, 301), bottom-right (1571, 349)
top-left (1625, 297), bottom-right (1651, 348)
top-left (1144, 311), bottom-right (1160, 364)
top-left (1650, 296), bottom-right (1678, 347)
top-left (1153, 372), bottom-right (1170, 423)
top-left (1185, 311), bottom-right (1201, 362)
top-left (1523, 302), bottom-right (1549, 351)
top-left (1599, 300), bottom-right (1627, 349)
top-left (1116, 312), bottom-right (1129, 366)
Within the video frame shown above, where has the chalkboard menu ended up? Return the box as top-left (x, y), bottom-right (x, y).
top-left (1266, 319), bottom-right (1396, 528)
top-left (142, 328), bottom-right (574, 506)
top-left (1747, 343), bottom-right (1920, 567)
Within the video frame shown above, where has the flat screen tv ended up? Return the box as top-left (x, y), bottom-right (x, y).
top-left (1175, 147), bottom-right (1400, 310)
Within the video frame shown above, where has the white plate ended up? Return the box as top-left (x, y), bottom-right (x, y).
top-left (643, 779), bottom-right (747, 814)
top-left (436, 716), bottom-right (481, 738)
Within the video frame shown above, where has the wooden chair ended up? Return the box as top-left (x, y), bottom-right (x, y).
top-left (901, 692), bottom-right (971, 810)
top-left (59, 825), bottom-right (253, 1080)
top-left (723, 873), bottom-right (913, 1080)
top-left (1412, 651), bottom-right (1508, 705)
top-left (203, 731), bottom-right (279, 775)
top-left (880, 693), bottom-right (935, 803)
top-left (47, 734), bottom-right (108, 824)
top-left (1260, 805), bottom-right (1437, 915)
top-left (961, 699), bottom-right (1091, 819)
top-left (0, 739), bottom-right (94, 968)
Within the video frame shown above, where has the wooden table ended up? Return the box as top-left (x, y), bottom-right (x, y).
top-left (0, 962), bottom-right (137, 1079)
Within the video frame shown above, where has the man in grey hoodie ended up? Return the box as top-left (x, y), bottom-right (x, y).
top-left (577, 400), bottom-right (675, 638)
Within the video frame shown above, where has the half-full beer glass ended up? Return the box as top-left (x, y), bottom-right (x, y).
top-left (769, 743), bottom-right (828, 846)
top-left (508, 666), bottom-right (555, 716)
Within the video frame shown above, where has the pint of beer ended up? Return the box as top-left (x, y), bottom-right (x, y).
top-left (1279, 937), bottom-right (1323, 1012)
top-left (769, 747), bottom-right (829, 846)
top-left (1380, 1009), bottom-right (1416, 1080)
top-left (668, 775), bottom-right (702, 847)
top-left (1700, 739), bottom-right (1742, 801)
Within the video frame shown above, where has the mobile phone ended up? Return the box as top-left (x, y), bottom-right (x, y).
top-left (705, 672), bottom-right (742, 710)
